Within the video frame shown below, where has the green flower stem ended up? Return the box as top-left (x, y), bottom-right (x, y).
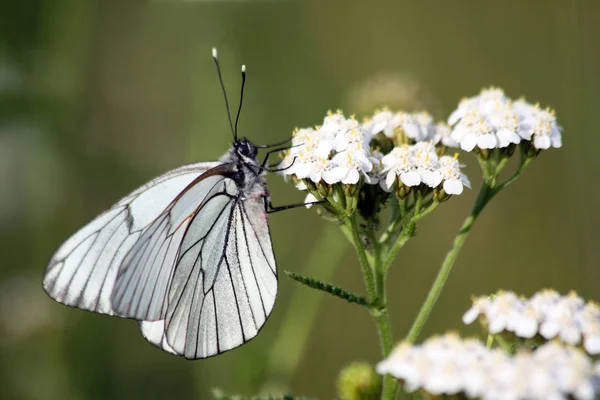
top-left (486, 334), bottom-right (494, 348)
top-left (380, 224), bottom-right (415, 274)
top-left (366, 228), bottom-right (382, 278)
top-left (494, 156), bottom-right (511, 176)
top-left (406, 180), bottom-right (494, 344)
top-left (340, 222), bottom-right (375, 266)
top-left (405, 150), bottom-right (535, 344)
top-left (348, 215), bottom-right (398, 399)
top-left (379, 198), bottom-right (400, 245)
top-left (412, 200), bottom-right (439, 223)
top-left (373, 309), bottom-right (396, 400)
top-left (494, 156), bottom-right (533, 193)
top-left (347, 216), bottom-right (376, 302)
top-left (340, 216), bottom-right (397, 399)
top-left (494, 334), bottom-right (513, 353)
top-left (369, 238), bottom-right (397, 399)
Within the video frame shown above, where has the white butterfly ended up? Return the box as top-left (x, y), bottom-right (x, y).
top-left (43, 49), bottom-right (294, 359)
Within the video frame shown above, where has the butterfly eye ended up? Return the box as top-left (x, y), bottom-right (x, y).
top-left (235, 140), bottom-right (257, 159)
top-left (245, 143), bottom-right (257, 158)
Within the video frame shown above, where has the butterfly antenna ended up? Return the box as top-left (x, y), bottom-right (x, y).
top-left (234, 64), bottom-right (246, 139)
top-left (212, 48), bottom-right (235, 140)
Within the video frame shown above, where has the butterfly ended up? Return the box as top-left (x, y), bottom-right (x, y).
top-left (43, 48), bottom-right (304, 359)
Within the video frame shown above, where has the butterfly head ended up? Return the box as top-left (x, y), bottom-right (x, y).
top-left (233, 138), bottom-right (258, 162)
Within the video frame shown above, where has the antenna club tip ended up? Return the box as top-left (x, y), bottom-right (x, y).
top-left (212, 47), bottom-right (217, 58)
top-left (241, 65), bottom-right (246, 73)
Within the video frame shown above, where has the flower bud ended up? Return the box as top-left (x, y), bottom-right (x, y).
top-left (501, 143), bottom-right (517, 158)
top-left (434, 187), bottom-right (451, 203)
top-left (521, 140), bottom-right (541, 159)
top-left (477, 147), bottom-right (492, 160)
top-left (395, 183), bottom-right (411, 200)
top-left (303, 179), bottom-right (317, 193)
top-left (317, 181), bottom-right (332, 198)
top-left (344, 183), bottom-right (359, 197)
top-left (337, 362), bottom-right (381, 400)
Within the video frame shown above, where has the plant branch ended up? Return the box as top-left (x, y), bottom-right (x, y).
top-left (406, 179), bottom-right (494, 343)
top-left (494, 156), bottom-right (533, 194)
top-left (380, 224), bottom-right (415, 275)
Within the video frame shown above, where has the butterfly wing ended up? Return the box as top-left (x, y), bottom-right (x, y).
top-left (43, 161), bottom-right (223, 315)
top-left (44, 158), bottom-right (278, 359)
top-left (109, 168), bottom-right (236, 321)
top-left (140, 192), bottom-right (277, 359)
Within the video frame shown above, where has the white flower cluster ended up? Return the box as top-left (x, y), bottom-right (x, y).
top-left (381, 143), bottom-right (470, 195)
top-left (282, 110), bottom-right (469, 196)
top-left (362, 109), bottom-right (458, 147)
top-left (376, 333), bottom-right (600, 400)
top-left (463, 290), bottom-right (600, 354)
top-left (448, 87), bottom-right (562, 151)
top-left (281, 111), bottom-right (378, 185)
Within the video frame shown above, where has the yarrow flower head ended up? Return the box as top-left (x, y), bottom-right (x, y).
top-left (380, 143), bottom-right (470, 197)
top-left (362, 109), bottom-right (452, 148)
top-left (438, 154), bottom-right (471, 195)
top-left (514, 99), bottom-right (563, 150)
top-left (281, 111), bottom-right (378, 186)
top-left (281, 109), bottom-right (472, 220)
top-left (432, 122), bottom-right (459, 148)
top-left (448, 87), bottom-right (562, 153)
top-left (361, 108), bottom-right (400, 139)
top-left (376, 333), bottom-right (600, 400)
top-left (463, 290), bottom-right (600, 355)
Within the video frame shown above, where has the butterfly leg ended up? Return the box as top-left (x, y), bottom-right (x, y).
top-left (261, 146), bottom-right (297, 168)
top-left (254, 137), bottom-right (292, 149)
top-left (266, 157), bottom-right (297, 173)
top-left (265, 199), bottom-right (324, 214)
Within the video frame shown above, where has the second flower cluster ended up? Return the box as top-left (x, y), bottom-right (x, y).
top-left (280, 110), bottom-right (469, 199)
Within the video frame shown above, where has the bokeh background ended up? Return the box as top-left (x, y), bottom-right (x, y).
top-left (1, 1), bottom-right (599, 399)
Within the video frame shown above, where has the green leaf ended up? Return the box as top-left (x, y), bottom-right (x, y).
top-left (284, 271), bottom-right (370, 307)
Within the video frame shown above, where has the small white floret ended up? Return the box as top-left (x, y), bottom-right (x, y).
top-left (448, 87), bottom-right (562, 152)
top-left (377, 334), bottom-right (600, 400)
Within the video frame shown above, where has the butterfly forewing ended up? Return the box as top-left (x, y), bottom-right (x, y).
top-left (110, 172), bottom-right (235, 321)
top-left (42, 161), bottom-right (220, 315)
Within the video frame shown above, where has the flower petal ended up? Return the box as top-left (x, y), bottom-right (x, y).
top-left (584, 335), bottom-right (600, 355)
top-left (400, 171), bottom-right (421, 187)
top-left (323, 167), bottom-right (346, 184)
top-left (443, 179), bottom-right (463, 195)
top-left (460, 134), bottom-right (478, 152)
top-left (385, 171), bottom-right (397, 190)
top-left (533, 134), bottom-right (551, 150)
top-left (294, 163), bottom-right (313, 179)
top-left (342, 169), bottom-right (360, 184)
top-left (462, 307), bottom-right (480, 324)
top-left (477, 134), bottom-right (497, 149)
top-left (304, 193), bottom-right (318, 209)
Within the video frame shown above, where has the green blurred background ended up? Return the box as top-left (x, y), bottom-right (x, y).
top-left (1, 1), bottom-right (599, 399)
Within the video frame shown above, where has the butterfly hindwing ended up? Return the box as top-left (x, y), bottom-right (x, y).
top-left (146, 191), bottom-right (277, 359)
